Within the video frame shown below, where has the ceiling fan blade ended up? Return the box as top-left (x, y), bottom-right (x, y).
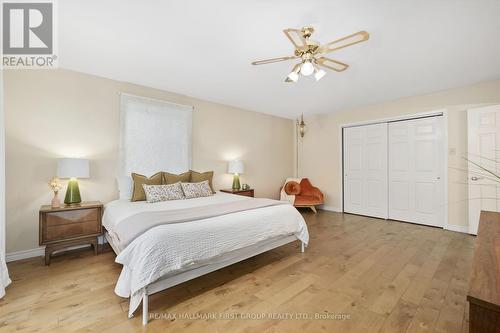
top-left (318, 31), bottom-right (369, 54)
top-left (251, 56), bottom-right (297, 65)
top-left (315, 57), bottom-right (349, 72)
top-left (283, 28), bottom-right (306, 48)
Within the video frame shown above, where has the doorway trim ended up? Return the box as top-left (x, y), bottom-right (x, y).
top-left (338, 109), bottom-right (449, 231)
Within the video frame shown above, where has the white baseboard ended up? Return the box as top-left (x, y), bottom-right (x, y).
top-left (444, 224), bottom-right (469, 234)
top-left (6, 238), bottom-right (106, 263)
top-left (319, 205), bottom-right (342, 212)
top-left (316, 209), bottom-right (470, 234)
top-left (6, 247), bottom-right (45, 262)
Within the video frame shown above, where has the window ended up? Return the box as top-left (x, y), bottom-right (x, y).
top-left (119, 93), bottom-right (192, 177)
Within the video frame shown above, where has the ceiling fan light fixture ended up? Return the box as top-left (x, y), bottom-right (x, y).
top-left (314, 68), bottom-right (326, 81)
top-left (285, 63), bottom-right (301, 83)
top-left (285, 71), bottom-right (299, 83)
top-left (251, 26), bottom-right (370, 83)
top-left (300, 61), bottom-right (314, 76)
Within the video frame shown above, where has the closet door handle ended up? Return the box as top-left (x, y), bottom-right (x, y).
top-left (471, 176), bottom-right (481, 181)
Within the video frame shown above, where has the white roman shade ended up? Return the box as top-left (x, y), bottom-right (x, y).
top-left (118, 93), bottom-right (192, 198)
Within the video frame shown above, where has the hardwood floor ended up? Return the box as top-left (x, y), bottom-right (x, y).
top-left (1, 211), bottom-right (475, 333)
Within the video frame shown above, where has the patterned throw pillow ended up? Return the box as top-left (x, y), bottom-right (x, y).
top-left (131, 172), bottom-right (163, 202)
top-left (181, 180), bottom-right (213, 199)
top-left (142, 182), bottom-right (185, 203)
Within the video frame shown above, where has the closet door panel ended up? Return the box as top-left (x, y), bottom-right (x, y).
top-left (388, 117), bottom-right (444, 227)
top-left (344, 127), bottom-right (364, 213)
top-left (344, 123), bottom-right (388, 218)
top-left (413, 118), bottom-right (443, 225)
top-left (391, 180), bottom-right (410, 211)
top-left (388, 122), bottom-right (414, 221)
top-left (364, 125), bottom-right (388, 216)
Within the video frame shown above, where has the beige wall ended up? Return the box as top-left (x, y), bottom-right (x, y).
top-left (299, 79), bottom-right (500, 229)
top-left (4, 69), bottom-right (294, 253)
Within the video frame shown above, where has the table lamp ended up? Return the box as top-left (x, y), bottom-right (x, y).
top-left (57, 158), bottom-right (90, 205)
top-left (227, 160), bottom-right (244, 190)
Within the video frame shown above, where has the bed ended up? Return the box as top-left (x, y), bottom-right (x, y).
top-left (103, 191), bottom-right (309, 325)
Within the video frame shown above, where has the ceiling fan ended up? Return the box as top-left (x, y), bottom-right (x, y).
top-left (251, 26), bottom-right (369, 82)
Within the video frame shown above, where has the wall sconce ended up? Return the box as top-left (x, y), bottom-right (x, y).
top-left (297, 113), bottom-right (306, 138)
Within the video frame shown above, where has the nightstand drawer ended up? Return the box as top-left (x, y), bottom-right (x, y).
top-left (220, 189), bottom-right (255, 197)
top-left (45, 208), bottom-right (99, 227)
top-left (237, 190), bottom-right (254, 197)
top-left (45, 220), bottom-right (100, 242)
top-left (40, 206), bottom-right (102, 244)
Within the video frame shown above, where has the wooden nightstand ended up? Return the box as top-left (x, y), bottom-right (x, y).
top-left (220, 189), bottom-right (255, 197)
top-left (39, 201), bottom-right (103, 265)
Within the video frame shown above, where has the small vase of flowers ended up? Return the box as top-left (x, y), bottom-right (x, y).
top-left (49, 177), bottom-right (63, 208)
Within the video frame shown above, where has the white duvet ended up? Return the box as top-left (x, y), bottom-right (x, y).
top-left (103, 192), bottom-right (309, 317)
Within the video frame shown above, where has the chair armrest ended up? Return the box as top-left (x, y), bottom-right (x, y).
top-left (300, 186), bottom-right (324, 202)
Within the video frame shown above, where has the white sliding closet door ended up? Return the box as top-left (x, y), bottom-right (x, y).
top-left (343, 123), bottom-right (388, 219)
top-left (388, 117), bottom-right (445, 227)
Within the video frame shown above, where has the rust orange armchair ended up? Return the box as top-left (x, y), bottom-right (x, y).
top-left (280, 178), bottom-right (324, 213)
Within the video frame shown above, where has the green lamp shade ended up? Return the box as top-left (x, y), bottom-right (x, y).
top-left (64, 178), bottom-right (82, 205)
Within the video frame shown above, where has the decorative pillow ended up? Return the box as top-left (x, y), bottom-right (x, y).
top-left (131, 172), bottom-right (163, 202)
top-left (163, 171), bottom-right (191, 184)
top-left (284, 181), bottom-right (301, 195)
top-left (190, 170), bottom-right (215, 193)
top-left (181, 180), bottom-right (213, 199)
top-left (142, 182), bottom-right (185, 203)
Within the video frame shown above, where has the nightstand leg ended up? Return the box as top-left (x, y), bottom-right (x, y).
top-left (44, 247), bottom-right (51, 265)
top-left (92, 238), bottom-right (98, 255)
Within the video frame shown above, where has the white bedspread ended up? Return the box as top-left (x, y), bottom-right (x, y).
top-left (103, 193), bottom-right (309, 317)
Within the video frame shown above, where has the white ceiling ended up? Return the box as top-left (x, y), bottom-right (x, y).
top-left (59, 0), bottom-right (500, 119)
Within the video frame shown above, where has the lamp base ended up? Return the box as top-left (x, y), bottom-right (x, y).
top-left (64, 179), bottom-right (82, 205)
top-left (232, 174), bottom-right (241, 190)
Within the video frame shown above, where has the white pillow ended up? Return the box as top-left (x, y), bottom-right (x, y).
top-left (181, 180), bottom-right (213, 199)
top-left (117, 176), bottom-right (133, 200)
top-left (142, 182), bottom-right (185, 203)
